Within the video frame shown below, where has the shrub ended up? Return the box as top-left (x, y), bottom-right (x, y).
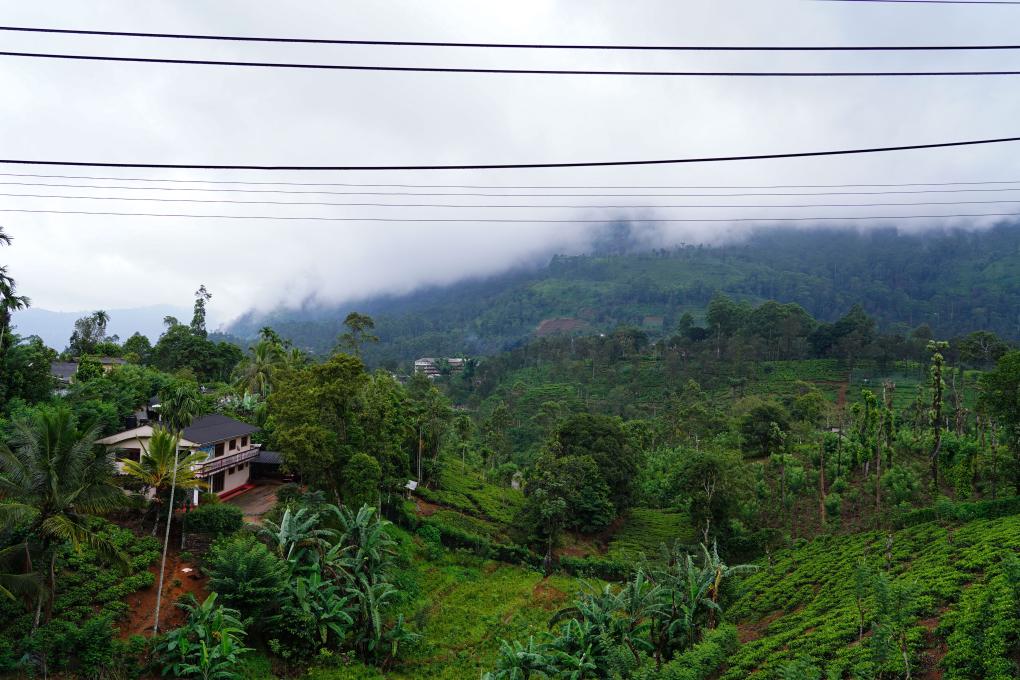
top-left (559, 556), bottom-right (631, 581)
top-left (206, 533), bottom-right (289, 626)
top-left (633, 624), bottom-right (738, 680)
top-left (275, 482), bottom-right (304, 506)
top-left (183, 503), bottom-right (243, 535)
top-left (894, 495), bottom-right (1020, 528)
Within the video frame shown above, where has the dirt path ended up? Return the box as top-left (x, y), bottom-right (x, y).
top-left (119, 548), bottom-right (208, 638)
top-left (836, 381), bottom-right (848, 407)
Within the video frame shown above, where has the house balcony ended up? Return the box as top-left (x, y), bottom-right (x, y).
top-left (194, 445), bottom-right (261, 477)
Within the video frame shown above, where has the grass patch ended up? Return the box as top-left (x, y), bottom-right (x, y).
top-left (389, 553), bottom-right (580, 680)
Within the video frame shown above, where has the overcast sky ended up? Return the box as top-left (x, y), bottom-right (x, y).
top-left (2, 0), bottom-right (1020, 327)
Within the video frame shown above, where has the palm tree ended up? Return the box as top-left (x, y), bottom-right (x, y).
top-left (233, 339), bottom-right (284, 398)
top-left (120, 427), bottom-right (208, 535)
top-left (0, 227), bottom-right (31, 358)
top-left (0, 407), bottom-right (126, 624)
top-left (0, 543), bottom-right (40, 604)
top-left (152, 382), bottom-right (204, 632)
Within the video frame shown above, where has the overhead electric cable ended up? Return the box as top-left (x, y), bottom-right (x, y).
top-left (819, 0), bottom-right (1020, 5)
top-left (5, 180), bottom-right (1020, 198)
top-left (6, 51), bottom-right (1020, 77)
top-left (5, 190), bottom-right (1020, 210)
top-left (0, 135), bottom-right (1016, 171)
top-left (1, 208), bottom-right (1018, 222)
top-left (4, 171), bottom-right (1020, 190)
top-left (1, 25), bottom-right (1018, 50)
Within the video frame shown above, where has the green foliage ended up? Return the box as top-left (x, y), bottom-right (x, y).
top-left (606, 509), bottom-right (696, 561)
top-left (418, 458), bottom-right (525, 525)
top-left (155, 592), bottom-right (252, 680)
top-left (206, 533), bottom-right (289, 627)
top-left (74, 354), bottom-right (104, 383)
top-left (632, 624), bottom-right (738, 680)
top-left (551, 413), bottom-right (641, 512)
top-left (182, 503), bottom-right (243, 536)
top-left (740, 402), bottom-right (791, 459)
top-left (0, 521), bottom-right (157, 676)
top-left (722, 514), bottom-right (1020, 678)
top-left (941, 552), bottom-right (1020, 679)
top-left (343, 452), bottom-right (382, 510)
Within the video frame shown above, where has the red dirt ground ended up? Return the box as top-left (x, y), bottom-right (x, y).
top-left (414, 497), bottom-right (443, 517)
top-left (119, 547), bottom-right (208, 639)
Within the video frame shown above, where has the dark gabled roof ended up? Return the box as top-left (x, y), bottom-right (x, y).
top-left (51, 361), bottom-right (77, 380)
top-left (255, 450), bottom-right (283, 465)
top-left (182, 414), bottom-right (258, 446)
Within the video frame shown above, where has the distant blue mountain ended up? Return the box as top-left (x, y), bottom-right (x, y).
top-left (13, 305), bottom-right (190, 350)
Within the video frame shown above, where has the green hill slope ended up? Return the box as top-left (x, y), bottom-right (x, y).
top-left (230, 224), bottom-right (1020, 364)
top-left (725, 513), bottom-right (1020, 679)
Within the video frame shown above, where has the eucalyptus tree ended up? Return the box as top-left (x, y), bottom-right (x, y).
top-left (0, 407), bottom-right (125, 624)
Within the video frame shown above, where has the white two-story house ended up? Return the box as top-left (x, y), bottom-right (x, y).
top-left (97, 413), bottom-right (264, 504)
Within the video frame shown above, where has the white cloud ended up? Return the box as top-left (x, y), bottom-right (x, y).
top-left (2, 0), bottom-right (1019, 323)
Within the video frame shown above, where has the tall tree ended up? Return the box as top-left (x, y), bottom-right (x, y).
top-left (979, 350), bottom-right (1020, 494)
top-left (68, 310), bottom-right (110, 356)
top-left (338, 312), bottom-right (378, 358)
top-left (927, 340), bottom-right (950, 490)
top-left (191, 285), bottom-right (212, 338)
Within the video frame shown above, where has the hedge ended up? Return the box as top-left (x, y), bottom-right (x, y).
top-left (419, 517), bottom-right (541, 568)
top-left (558, 555), bottom-right (632, 581)
top-left (894, 495), bottom-right (1020, 528)
top-left (182, 503), bottom-right (244, 535)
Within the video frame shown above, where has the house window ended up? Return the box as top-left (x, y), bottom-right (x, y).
top-left (228, 466), bottom-right (236, 475)
top-left (241, 436), bottom-right (248, 447)
top-left (215, 442), bottom-right (224, 457)
top-left (229, 439), bottom-right (237, 451)
top-left (212, 472), bottom-right (225, 493)
top-left (119, 448), bottom-right (141, 462)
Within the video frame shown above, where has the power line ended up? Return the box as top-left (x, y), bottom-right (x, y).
top-left (1, 208), bottom-right (1018, 222)
top-left (0, 135), bottom-right (1016, 171)
top-left (5, 190), bottom-right (1020, 210)
top-left (819, 0), bottom-right (1020, 5)
top-left (4, 171), bottom-right (1020, 190)
top-left (7, 50), bottom-right (1020, 77)
top-left (5, 179), bottom-right (1020, 197)
top-left (3, 25), bottom-right (1019, 50)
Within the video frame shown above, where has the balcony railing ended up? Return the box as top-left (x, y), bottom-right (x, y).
top-left (194, 445), bottom-right (261, 477)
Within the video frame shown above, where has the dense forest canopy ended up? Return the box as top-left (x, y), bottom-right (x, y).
top-left (4, 223), bottom-right (1020, 679)
top-left (228, 223), bottom-right (1020, 366)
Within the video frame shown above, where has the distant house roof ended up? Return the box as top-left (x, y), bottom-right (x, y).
top-left (51, 361), bottom-right (77, 381)
top-left (97, 357), bottom-right (126, 366)
top-left (96, 425), bottom-right (157, 447)
top-left (182, 414), bottom-right (259, 446)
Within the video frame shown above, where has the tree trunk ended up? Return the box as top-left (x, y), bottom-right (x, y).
top-left (45, 550), bottom-right (56, 623)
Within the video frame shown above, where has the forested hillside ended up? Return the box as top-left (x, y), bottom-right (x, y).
top-left (229, 223), bottom-right (1020, 364)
